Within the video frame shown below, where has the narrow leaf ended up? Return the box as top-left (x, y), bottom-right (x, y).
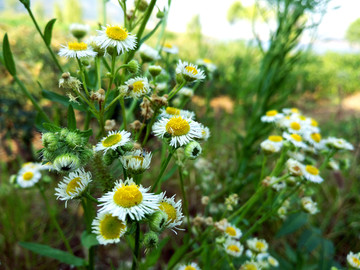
top-left (139, 19), bottom-right (163, 46)
top-left (80, 231), bottom-right (98, 249)
top-left (276, 212), bottom-right (308, 238)
top-left (44, 19), bottom-right (57, 46)
top-left (19, 242), bottom-right (86, 266)
top-left (67, 104), bottom-right (76, 130)
top-left (43, 122), bottom-right (61, 132)
top-left (42, 89), bottom-right (86, 111)
top-left (2, 33), bottom-right (16, 76)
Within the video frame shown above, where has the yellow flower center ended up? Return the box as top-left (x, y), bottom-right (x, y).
top-left (299, 115), bottom-right (307, 121)
top-left (290, 134), bottom-right (302, 142)
top-left (352, 257), bottom-right (360, 266)
top-left (166, 117), bottom-right (190, 136)
top-left (99, 214), bottom-right (126, 240)
top-left (165, 107), bottom-right (181, 115)
top-left (290, 122), bottom-right (301, 131)
top-left (113, 184), bottom-right (143, 208)
top-left (185, 66), bottom-right (198, 75)
top-left (291, 108), bottom-right (299, 113)
top-left (305, 165), bottom-right (319, 176)
top-left (255, 241), bottom-right (266, 251)
top-left (23, 171), bottom-right (34, 181)
top-left (227, 244), bottom-right (240, 253)
top-left (311, 133), bottom-right (321, 143)
top-left (66, 177), bottom-right (82, 195)
top-left (159, 202), bottom-right (177, 222)
top-left (68, 42), bottom-right (87, 51)
top-left (164, 43), bottom-right (173, 48)
top-left (266, 110), bottom-right (278, 116)
top-left (203, 58), bottom-right (212, 63)
top-left (132, 81), bottom-right (145, 93)
top-left (225, 226), bottom-right (237, 236)
top-left (106, 26), bottom-right (128, 41)
top-left (243, 265), bottom-right (257, 270)
top-left (133, 156), bottom-right (144, 165)
top-left (311, 118), bottom-right (318, 127)
top-left (268, 257), bottom-right (277, 266)
top-left (268, 135), bottom-right (283, 142)
top-left (102, 133), bottom-right (122, 147)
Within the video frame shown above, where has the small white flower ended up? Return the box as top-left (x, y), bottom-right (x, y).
top-left (95, 130), bottom-right (131, 154)
top-left (119, 149), bottom-right (152, 174)
top-left (92, 211), bottom-right (127, 245)
top-left (301, 164), bottom-right (323, 183)
top-left (247, 237), bottom-right (268, 253)
top-left (196, 58), bottom-right (217, 73)
top-left (260, 135), bottom-right (283, 153)
top-left (158, 192), bottom-right (184, 233)
top-left (216, 220), bottom-right (242, 239)
top-left (139, 43), bottom-right (160, 61)
top-left (301, 197), bottom-right (319, 214)
top-left (328, 159), bottom-right (340, 171)
top-left (282, 107), bottom-right (301, 115)
top-left (17, 168), bottom-right (41, 188)
top-left (285, 120), bottom-right (307, 134)
top-left (199, 124), bottom-right (210, 141)
top-left (240, 261), bottom-right (261, 270)
top-left (159, 107), bottom-right (195, 119)
top-left (178, 87), bottom-right (194, 97)
top-left (224, 238), bottom-right (243, 257)
top-left (286, 158), bottom-right (303, 176)
top-left (261, 110), bottom-right (284, 123)
top-left (304, 132), bottom-right (323, 149)
top-left (267, 255), bottom-right (279, 267)
top-left (347, 251), bottom-right (360, 269)
top-left (176, 60), bottom-right (206, 82)
top-left (283, 132), bottom-right (308, 149)
top-left (278, 206), bottom-right (287, 220)
top-left (162, 42), bottom-right (178, 54)
top-left (124, 77), bottom-right (151, 98)
top-left (287, 151), bottom-right (305, 161)
top-left (323, 137), bottom-right (354, 151)
top-left (69, 23), bottom-right (90, 39)
top-left (58, 42), bottom-right (97, 59)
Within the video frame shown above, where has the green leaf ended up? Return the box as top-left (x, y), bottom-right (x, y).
top-left (2, 33), bottom-right (16, 76)
top-left (19, 242), bottom-right (86, 266)
top-left (67, 105), bottom-right (76, 130)
top-left (80, 231), bottom-right (98, 249)
top-left (42, 89), bottom-right (86, 111)
top-left (44, 19), bottom-right (57, 46)
top-left (276, 212), bottom-right (308, 237)
top-left (35, 112), bottom-right (48, 132)
top-left (318, 239), bottom-right (335, 270)
top-left (298, 228), bottom-right (322, 253)
top-left (167, 241), bottom-right (192, 270)
top-left (43, 122), bottom-right (61, 132)
top-left (76, 129), bottom-right (93, 138)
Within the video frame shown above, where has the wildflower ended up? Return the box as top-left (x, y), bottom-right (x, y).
top-left (119, 149), bottom-right (152, 174)
top-left (304, 132), bottom-right (323, 149)
top-left (92, 212), bottom-right (127, 245)
top-left (139, 44), bottom-right (160, 62)
top-left (96, 25), bottom-right (137, 54)
top-left (124, 77), bottom-right (151, 98)
top-left (66, 93), bottom-right (80, 105)
top-left (90, 88), bottom-right (105, 102)
top-left (283, 132), bottom-right (308, 149)
top-left (176, 60), bottom-right (206, 82)
top-left (21, 162), bottom-right (52, 171)
top-left (277, 206), bottom-right (287, 219)
top-left (267, 255), bottom-right (279, 267)
top-left (140, 98), bottom-right (154, 120)
top-left (178, 87), bottom-right (194, 98)
top-left (159, 107), bottom-right (195, 119)
top-left (286, 121), bottom-right (306, 134)
top-left (59, 72), bottom-right (82, 91)
top-left (286, 158), bottom-right (303, 176)
top-left (129, 120), bottom-right (144, 132)
top-left (53, 153), bottom-right (81, 172)
top-left (69, 23), bottom-right (90, 39)
top-left (17, 168), bottom-right (41, 188)
top-left (204, 217), bottom-right (213, 226)
top-left (152, 116), bottom-right (202, 148)
top-left (301, 197), bottom-right (319, 214)
top-left (199, 124), bottom-right (210, 141)
top-left (224, 238), bottom-right (243, 257)
top-left (216, 220), bottom-right (242, 239)
top-left (149, 65), bottom-right (162, 77)
top-left (149, 211), bottom-right (168, 232)
top-left (127, 59), bottom-right (140, 73)
top-left (347, 251), bottom-right (360, 269)
top-left (201, 196), bottom-right (209, 205)
top-left (104, 119), bottom-right (117, 132)
top-left (302, 165), bottom-right (323, 183)
top-left (143, 231), bottom-right (159, 251)
top-left (95, 130), bottom-right (131, 154)
top-left (158, 192), bottom-right (184, 232)
top-left (260, 135), bottom-right (283, 153)
top-left (261, 110), bottom-right (283, 123)
top-left (58, 42), bottom-right (97, 58)
top-left (42, 132), bottom-right (59, 151)
top-left (225, 194), bottom-right (239, 211)
top-left (196, 58), bottom-right (217, 73)
top-left (323, 137), bottom-right (354, 151)
top-left (178, 262), bottom-right (200, 270)
top-left (240, 261), bottom-right (261, 270)
top-left (162, 42), bottom-right (178, 54)
top-left (328, 159), bottom-right (340, 171)
top-left (287, 150), bottom-right (305, 161)
top-left (98, 178), bottom-right (159, 221)
top-left (55, 168), bottom-right (92, 206)
top-left (247, 238), bottom-right (268, 253)
top-left (184, 141), bottom-right (202, 160)
top-left (282, 107), bottom-right (300, 115)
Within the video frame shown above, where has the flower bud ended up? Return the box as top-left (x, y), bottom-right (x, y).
top-left (149, 211), bottom-right (168, 233)
top-left (142, 231), bottom-right (158, 253)
top-left (103, 149), bottom-right (118, 166)
top-left (81, 59), bottom-right (90, 67)
top-left (184, 141), bottom-right (202, 160)
top-left (42, 132), bottom-right (59, 151)
top-left (126, 59), bottom-right (139, 74)
top-left (79, 148), bottom-right (94, 163)
top-left (69, 23), bottom-right (90, 40)
top-left (60, 128), bottom-right (70, 140)
top-left (121, 141), bottom-right (135, 152)
top-left (136, 0), bottom-right (148, 12)
top-left (53, 153), bottom-right (81, 172)
top-left (65, 132), bottom-right (83, 148)
top-left (42, 149), bottom-right (57, 161)
top-left (149, 65), bottom-right (162, 77)
top-left (156, 10), bottom-right (165, 19)
top-left (176, 73), bottom-right (185, 84)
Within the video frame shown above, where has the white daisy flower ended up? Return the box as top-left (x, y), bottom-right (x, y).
top-left (301, 164), bottom-right (323, 183)
top-left (92, 211), bottom-right (127, 245)
top-left (17, 168), bottom-right (41, 188)
top-left (22, 162), bottom-right (53, 171)
top-left (199, 124), bottom-right (210, 141)
top-left (139, 43), bottom-right (160, 62)
top-left (58, 42), bottom-right (97, 59)
top-left (224, 238), bottom-right (243, 257)
top-left (53, 153), bottom-right (81, 172)
top-left (267, 255), bottom-right (279, 267)
top-left (176, 60), bottom-right (206, 82)
top-left (152, 116), bottom-right (202, 148)
top-left (96, 25), bottom-right (137, 55)
top-left (285, 121), bottom-right (306, 134)
top-left (286, 158), bottom-right (303, 176)
top-left (323, 137), bottom-right (354, 151)
top-left (69, 23), bottom-right (90, 39)
top-left (124, 77), bottom-right (151, 99)
top-left (95, 130), bottom-right (131, 154)
top-left (55, 168), bottom-right (92, 207)
top-left (178, 87), bottom-right (194, 98)
top-left (282, 107), bottom-right (300, 115)
top-left (162, 42), bottom-right (178, 54)
top-left (260, 135), bottom-right (283, 153)
top-left (304, 132), bottom-right (323, 149)
top-left (278, 206), bottom-right (287, 220)
top-left (159, 107), bottom-right (195, 119)
top-left (308, 118), bottom-right (321, 133)
top-left (196, 58), bottom-right (217, 73)
top-left (287, 150), bottom-right (305, 161)
top-left (178, 262), bottom-right (200, 270)
top-left (158, 192), bottom-right (184, 233)
top-left (119, 149), bottom-right (152, 174)
top-left (216, 220), bottom-right (242, 239)
top-left (283, 132), bottom-right (308, 149)
top-left (261, 110), bottom-right (284, 123)
top-left (301, 197), bottom-right (319, 214)
top-left (240, 261), bottom-right (261, 270)
top-left (328, 159), bottom-right (340, 171)
top-left (247, 238), bottom-right (268, 253)
top-left (98, 178), bottom-right (159, 221)
top-left (347, 251), bottom-right (360, 269)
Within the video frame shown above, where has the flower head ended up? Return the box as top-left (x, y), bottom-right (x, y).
top-left (176, 60), bottom-right (206, 82)
top-left (301, 164), bottom-right (323, 183)
top-left (159, 107), bottom-right (195, 119)
top-left (95, 130), bottom-right (131, 154)
top-left (124, 77), bottom-right (151, 98)
top-left (92, 211), bottom-right (127, 245)
top-left (58, 42), bottom-right (97, 58)
top-left (139, 43), bottom-right (160, 62)
top-left (283, 132), bottom-right (308, 149)
top-left (178, 262), bottom-right (200, 270)
top-left (347, 251), bottom-right (360, 269)
top-left (224, 238), bottom-right (243, 257)
top-left (162, 42), bottom-right (178, 54)
top-left (247, 237), bottom-right (268, 253)
top-left (119, 149), bottom-right (152, 174)
top-left (158, 192), bottom-right (184, 233)
top-left (96, 25), bottom-right (137, 54)
top-left (260, 135), bottom-right (283, 154)
top-left (261, 110), bottom-right (283, 123)
top-left (216, 220), bottom-right (242, 239)
top-left (17, 168), bottom-right (41, 188)
top-left (301, 197), bottom-right (319, 214)
top-left (69, 23), bottom-right (90, 39)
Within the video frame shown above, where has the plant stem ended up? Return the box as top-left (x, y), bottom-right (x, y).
top-left (77, 58), bottom-right (90, 97)
top-left (131, 222), bottom-right (140, 270)
top-left (178, 167), bottom-right (191, 232)
top-left (83, 192), bottom-right (100, 204)
top-left (95, 56), bottom-right (101, 89)
top-left (151, 149), bottom-right (174, 192)
top-left (120, 97), bottom-right (127, 129)
top-left (82, 198), bottom-right (95, 270)
top-left (168, 81), bottom-right (186, 100)
top-left (141, 108), bottom-right (159, 146)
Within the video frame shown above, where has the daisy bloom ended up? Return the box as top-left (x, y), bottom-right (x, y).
top-left (124, 77), bottom-right (151, 98)
top-left (199, 124), bottom-right (210, 141)
top-left (301, 197), bottom-right (319, 215)
top-left (158, 192), bottom-right (184, 232)
top-left (240, 261), bottom-right (261, 270)
top-left (17, 168), bottom-right (41, 188)
top-left (196, 58), bottom-right (217, 73)
top-left (119, 149), bottom-right (152, 174)
top-left (267, 255), bottom-right (279, 267)
top-left (98, 178), bottom-right (159, 221)
top-left (55, 168), bottom-right (92, 207)
top-left (304, 132), bottom-right (323, 149)
top-left (286, 121), bottom-right (306, 134)
top-left (53, 153), bottom-right (81, 172)
top-left (347, 251), bottom-right (360, 269)
top-left (58, 42), bottom-right (97, 59)
top-left (282, 107), bottom-right (300, 115)
top-left (22, 162), bottom-right (53, 171)
top-left (308, 118), bottom-right (320, 133)
top-left (139, 43), bottom-right (160, 62)
top-left (261, 110), bottom-right (284, 123)
top-left (283, 132), bottom-right (308, 149)
top-left (301, 164), bottom-right (323, 183)
top-left (287, 150), bottom-right (305, 161)
top-left (216, 220), bottom-right (242, 239)
top-left (92, 211), bottom-right (127, 245)
top-left (224, 238), bottom-right (243, 257)
top-left (260, 135), bottom-right (283, 154)
top-left (69, 23), bottom-right (90, 39)
top-left (162, 42), bottom-right (178, 54)
top-left (178, 262), bottom-right (200, 270)
top-left (178, 87), bottom-right (194, 98)
top-left (247, 237), bottom-right (268, 253)
top-left (159, 107), bottom-right (195, 119)
top-left (96, 25), bottom-right (137, 54)
top-left (95, 130), bottom-right (131, 154)
top-left (286, 158), bottom-right (303, 176)
top-left (152, 116), bottom-right (202, 148)
top-left (176, 60), bottom-right (206, 82)
top-left (323, 137), bottom-right (354, 151)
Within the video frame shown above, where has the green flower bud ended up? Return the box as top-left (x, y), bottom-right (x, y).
top-left (65, 132), bottom-right (83, 148)
top-left (60, 128), bottom-right (70, 140)
top-left (184, 141), bottom-right (202, 160)
top-left (149, 65), bottom-right (162, 77)
top-left (42, 149), bottom-right (57, 162)
top-left (176, 73), bottom-right (185, 85)
top-left (42, 132), bottom-right (59, 151)
top-left (142, 231), bottom-right (158, 250)
top-left (19, 0), bottom-right (30, 8)
top-left (156, 10), bottom-right (165, 19)
top-left (79, 148), bottom-right (94, 164)
top-left (127, 60), bottom-right (140, 74)
top-left (103, 149), bottom-right (118, 166)
top-left (69, 24), bottom-right (90, 40)
top-left (136, 0), bottom-right (148, 12)
top-left (53, 153), bottom-right (81, 172)
top-left (105, 72), bottom-right (112, 78)
top-left (9, 174), bottom-right (16, 185)
top-left (121, 141), bottom-right (135, 152)
top-left (81, 59), bottom-right (90, 67)
top-left (149, 211), bottom-right (168, 233)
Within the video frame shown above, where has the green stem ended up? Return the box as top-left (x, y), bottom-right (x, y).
top-left (131, 222), bottom-right (140, 270)
top-left (151, 149), bottom-right (174, 192)
top-left (82, 198), bottom-right (95, 270)
top-left (95, 56), bottom-right (101, 89)
top-left (168, 81), bottom-right (186, 100)
top-left (258, 154), bottom-right (268, 187)
top-left (142, 107), bottom-right (160, 146)
top-left (77, 58), bottom-right (90, 97)
top-left (178, 168), bottom-right (191, 232)
top-left (120, 97), bottom-right (127, 129)
top-left (38, 185), bottom-right (73, 255)
top-left (84, 110), bottom-right (91, 130)
top-left (104, 54), bottom-right (117, 104)
top-left (83, 192), bottom-right (100, 204)
top-left (104, 93), bottom-right (124, 113)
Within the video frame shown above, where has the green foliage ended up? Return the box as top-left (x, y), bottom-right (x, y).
top-left (64, 0), bottom-right (82, 23)
top-left (276, 212), bottom-right (308, 237)
top-left (346, 18), bottom-right (360, 43)
top-left (81, 231), bottom-right (99, 249)
top-left (2, 33), bottom-right (17, 76)
top-left (44, 19), bottom-right (57, 46)
top-left (67, 105), bottom-right (76, 130)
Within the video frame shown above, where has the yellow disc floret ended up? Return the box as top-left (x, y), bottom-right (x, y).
top-left (227, 244), bottom-right (240, 253)
top-left (99, 214), bottom-right (126, 239)
top-left (352, 257), bottom-right (360, 266)
top-left (255, 241), bottom-right (266, 251)
top-left (132, 81), bottom-right (145, 93)
top-left (266, 110), bottom-right (278, 116)
top-left (23, 171), bottom-right (34, 181)
top-left (225, 226), bottom-right (237, 237)
top-left (185, 66), bottom-right (198, 75)
top-left (203, 58), bottom-right (212, 63)
top-left (311, 133), bottom-right (321, 143)
top-left (164, 43), bottom-right (173, 48)
top-left (184, 266), bottom-right (196, 270)
top-left (268, 135), bottom-right (283, 142)
top-left (311, 118), bottom-right (318, 127)
top-left (165, 107), bottom-right (181, 115)
top-left (159, 202), bottom-right (177, 222)
top-left (106, 26), bottom-right (128, 41)
top-left (68, 42), bottom-right (88, 51)
top-left (291, 134), bottom-right (302, 142)
top-left (291, 108), bottom-right (299, 113)
top-left (166, 117), bottom-right (190, 136)
top-left (305, 165), bottom-right (319, 176)
top-left (113, 184), bottom-right (143, 208)
top-left (290, 122), bottom-right (301, 131)
top-left (66, 177), bottom-right (82, 195)
top-left (102, 134), bottom-right (122, 147)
